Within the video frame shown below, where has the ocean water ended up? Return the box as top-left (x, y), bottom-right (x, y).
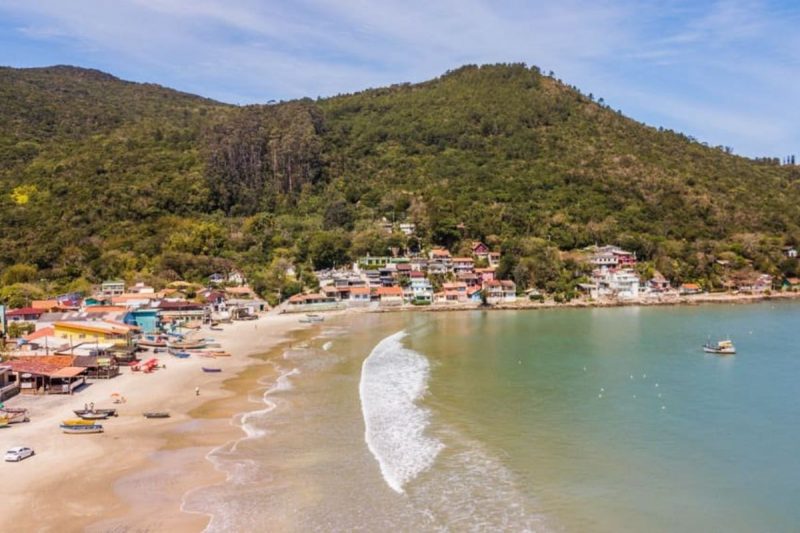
top-left (186, 302), bottom-right (800, 532)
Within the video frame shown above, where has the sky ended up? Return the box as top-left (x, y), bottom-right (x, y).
top-left (1, 0), bottom-right (798, 158)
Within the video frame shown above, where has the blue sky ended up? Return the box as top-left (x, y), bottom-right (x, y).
top-left (1, 0), bottom-right (798, 158)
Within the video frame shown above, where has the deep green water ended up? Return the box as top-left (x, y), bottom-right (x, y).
top-left (190, 302), bottom-right (800, 532)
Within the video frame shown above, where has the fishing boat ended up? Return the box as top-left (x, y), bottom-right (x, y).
top-left (167, 340), bottom-right (207, 350)
top-left (62, 418), bottom-right (96, 426)
top-left (170, 351), bottom-right (191, 359)
top-left (0, 417), bottom-right (10, 429)
top-left (299, 314), bottom-right (325, 324)
top-left (76, 411), bottom-right (111, 420)
top-left (137, 339), bottom-right (167, 348)
top-left (0, 407), bottom-right (30, 423)
top-left (74, 407), bottom-right (118, 417)
top-left (61, 423), bottom-right (104, 434)
top-left (143, 412), bottom-right (170, 419)
top-left (703, 339), bottom-right (736, 355)
top-left (202, 367), bottom-right (222, 373)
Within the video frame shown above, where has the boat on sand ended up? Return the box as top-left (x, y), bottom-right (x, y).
top-left (143, 412), bottom-right (170, 419)
top-left (61, 423), bottom-right (104, 434)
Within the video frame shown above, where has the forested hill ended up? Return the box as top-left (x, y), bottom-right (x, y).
top-left (1, 63), bottom-right (798, 301)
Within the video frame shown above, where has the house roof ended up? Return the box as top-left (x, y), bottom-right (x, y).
top-left (54, 321), bottom-right (131, 335)
top-left (681, 283), bottom-right (701, 290)
top-left (4, 356), bottom-right (75, 376)
top-left (377, 286), bottom-right (404, 296)
top-left (24, 327), bottom-right (55, 341)
top-left (49, 366), bottom-right (86, 378)
top-left (6, 307), bottom-right (46, 317)
top-left (443, 282), bottom-right (467, 289)
top-left (349, 287), bottom-right (371, 295)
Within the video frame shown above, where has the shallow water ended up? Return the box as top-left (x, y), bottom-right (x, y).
top-left (186, 303), bottom-right (800, 532)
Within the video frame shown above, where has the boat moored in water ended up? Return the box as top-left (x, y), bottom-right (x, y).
top-left (703, 339), bottom-right (736, 355)
top-left (202, 367), bottom-right (222, 373)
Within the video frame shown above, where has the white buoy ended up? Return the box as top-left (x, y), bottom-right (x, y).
top-left (642, 374), bottom-right (647, 379)
top-left (583, 366), bottom-right (587, 371)
top-left (630, 375), bottom-right (634, 380)
top-left (661, 405), bottom-right (666, 410)
top-left (633, 394), bottom-right (637, 399)
top-left (658, 393), bottom-right (662, 398)
top-left (598, 394), bottom-right (603, 399)
top-left (655, 383), bottom-right (659, 388)
top-left (600, 387), bottom-right (605, 392)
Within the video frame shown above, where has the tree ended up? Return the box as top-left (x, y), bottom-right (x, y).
top-left (308, 231), bottom-right (351, 270)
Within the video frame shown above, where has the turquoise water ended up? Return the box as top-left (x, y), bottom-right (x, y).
top-left (189, 302), bottom-right (800, 532)
top-left (410, 303), bottom-right (800, 531)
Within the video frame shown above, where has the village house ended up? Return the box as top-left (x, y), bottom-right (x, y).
top-left (471, 241), bottom-right (491, 261)
top-left (783, 246), bottom-right (798, 258)
top-left (583, 268), bottom-right (641, 300)
top-left (348, 286), bottom-right (372, 305)
top-left (408, 272), bottom-right (433, 303)
top-left (100, 280), bottom-right (126, 297)
top-left (399, 223), bottom-right (416, 236)
top-left (467, 286), bottom-right (483, 303)
top-left (376, 286), bottom-right (404, 306)
top-left (287, 293), bottom-right (339, 312)
top-left (648, 271), bottom-right (671, 293)
top-left (783, 277), bottom-right (800, 291)
top-left (429, 248), bottom-right (452, 266)
top-left (488, 252), bottom-right (501, 267)
top-left (129, 282), bottom-right (155, 294)
top-left (2, 356), bottom-right (86, 395)
top-left (442, 282), bottom-right (468, 303)
top-left (53, 320), bottom-right (137, 346)
top-left (484, 280), bottom-right (517, 303)
top-left (452, 257), bottom-right (475, 275)
top-left (6, 307), bottom-right (46, 323)
top-left (679, 283), bottom-right (703, 295)
top-left (476, 267), bottom-right (496, 283)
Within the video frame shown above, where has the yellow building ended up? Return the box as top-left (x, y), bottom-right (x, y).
top-left (53, 321), bottom-right (135, 346)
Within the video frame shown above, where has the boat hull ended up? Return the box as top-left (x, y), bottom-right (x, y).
top-left (61, 424), bottom-right (104, 434)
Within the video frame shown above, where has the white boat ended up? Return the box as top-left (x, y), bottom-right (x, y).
top-left (299, 314), bottom-right (325, 324)
top-left (703, 339), bottom-right (736, 355)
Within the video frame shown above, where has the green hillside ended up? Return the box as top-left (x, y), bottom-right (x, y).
top-left (1, 63), bottom-right (797, 302)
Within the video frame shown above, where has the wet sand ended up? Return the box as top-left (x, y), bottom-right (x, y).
top-left (0, 313), bottom-right (317, 532)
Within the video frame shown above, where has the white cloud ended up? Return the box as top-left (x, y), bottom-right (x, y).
top-left (0, 0), bottom-right (798, 157)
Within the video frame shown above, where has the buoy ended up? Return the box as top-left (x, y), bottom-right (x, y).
top-left (600, 387), bottom-right (605, 392)
top-left (630, 375), bottom-right (634, 380)
top-left (642, 374), bottom-right (647, 379)
top-left (661, 405), bottom-right (666, 410)
top-left (655, 383), bottom-right (659, 388)
top-left (598, 394), bottom-right (603, 398)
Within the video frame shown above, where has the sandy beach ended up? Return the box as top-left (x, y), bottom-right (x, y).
top-left (0, 312), bottom-right (315, 532)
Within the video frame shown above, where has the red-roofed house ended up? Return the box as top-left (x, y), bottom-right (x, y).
top-left (376, 286), bottom-right (404, 305)
top-left (484, 280), bottom-right (517, 303)
top-left (472, 241), bottom-right (490, 260)
top-left (6, 307), bottom-right (46, 322)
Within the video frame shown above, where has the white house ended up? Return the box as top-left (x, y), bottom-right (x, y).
top-left (408, 274), bottom-right (433, 303)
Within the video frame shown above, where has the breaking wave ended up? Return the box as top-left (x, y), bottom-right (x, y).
top-left (359, 330), bottom-right (444, 493)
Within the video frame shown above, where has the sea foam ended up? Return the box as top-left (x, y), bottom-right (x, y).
top-left (359, 330), bottom-right (444, 493)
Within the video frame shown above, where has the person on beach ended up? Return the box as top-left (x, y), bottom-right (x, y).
top-left (195, 386), bottom-right (200, 396)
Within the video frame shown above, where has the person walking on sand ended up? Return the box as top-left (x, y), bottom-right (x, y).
top-left (195, 386), bottom-right (200, 396)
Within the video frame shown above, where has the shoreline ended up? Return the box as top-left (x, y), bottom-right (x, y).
top-left (355, 289), bottom-right (800, 314)
top-left (0, 312), bottom-right (323, 532)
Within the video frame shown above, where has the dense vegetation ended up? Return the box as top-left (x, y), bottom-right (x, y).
top-left (1, 64), bottom-right (798, 302)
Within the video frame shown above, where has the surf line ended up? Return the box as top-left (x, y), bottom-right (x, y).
top-left (359, 330), bottom-right (444, 494)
